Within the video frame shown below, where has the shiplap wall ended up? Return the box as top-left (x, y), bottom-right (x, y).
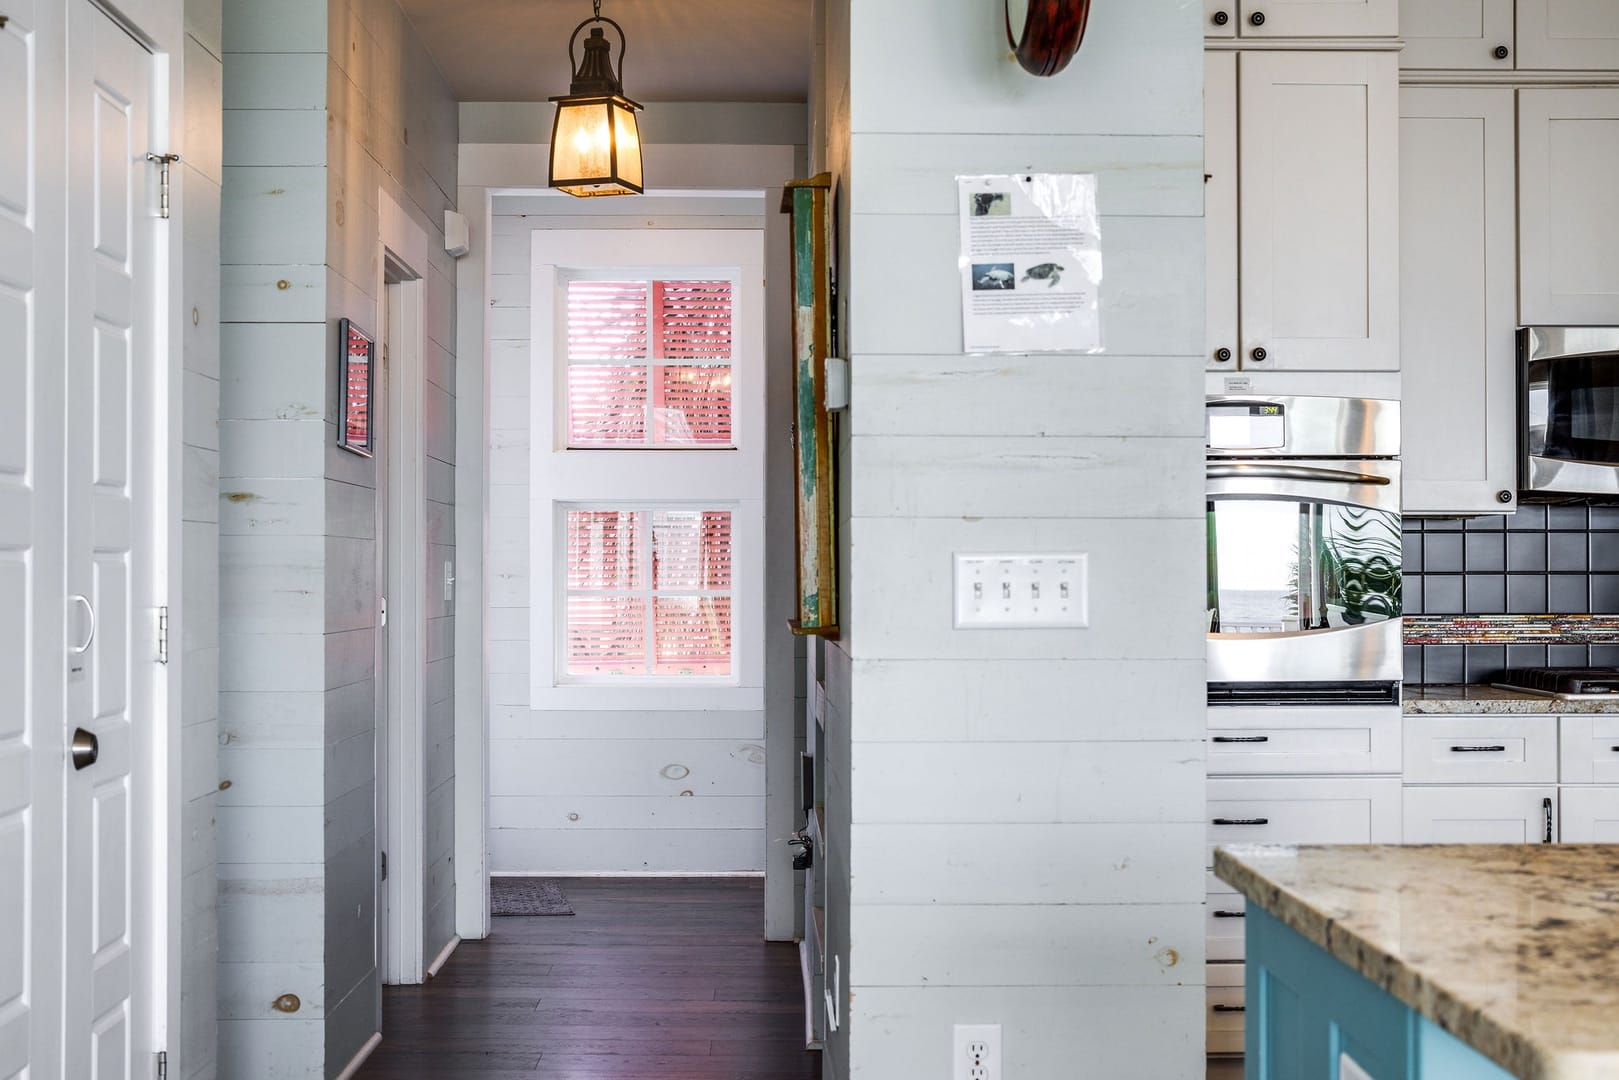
top-left (821, 2), bottom-right (1208, 1077)
top-left (181, 1), bottom-right (223, 1076)
top-left (219, 0), bottom-right (456, 1072)
top-left (485, 192), bottom-right (774, 875)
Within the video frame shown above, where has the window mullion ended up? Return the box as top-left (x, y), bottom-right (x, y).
top-left (642, 510), bottom-right (656, 675)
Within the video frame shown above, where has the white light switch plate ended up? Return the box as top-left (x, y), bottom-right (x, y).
top-left (954, 553), bottom-right (1089, 629)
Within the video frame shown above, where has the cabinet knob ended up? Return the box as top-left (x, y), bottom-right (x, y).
top-left (1212, 9), bottom-right (1230, 25)
top-left (1250, 346), bottom-right (1268, 363)
top-left (1497, 489), bottom-right (1514, 504)
top-left (1494, 44), bottom-right (1510, 60)
top-left (1213, 347), bottom-right (1232, 364)
top-left (1249, 10), bottom-right (1265, 26)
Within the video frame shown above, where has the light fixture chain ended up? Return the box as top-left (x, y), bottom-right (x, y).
top-left (592, 0), bottom-right (601, 19)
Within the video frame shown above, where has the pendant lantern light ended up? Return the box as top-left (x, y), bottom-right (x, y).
top-left (549, 0), bottom-right (644, 197)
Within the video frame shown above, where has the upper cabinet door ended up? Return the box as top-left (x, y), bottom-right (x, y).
top-left (1238, 51), bottom-right (1400, 372)
top-left (1206, 51), bottom-right (1240, 373)
top-left (1206, 0), bottom-right (1238, 38)
top-left (1519, 89), bottom-right (1619, 324)
top-left (1517, 0), bottom-right (1619, 69)
top-left (1400, 88), bottom-right (1519, 516)
top-left (1401, 0), bottom-right (1516, 69)
top-left (1237, 0), bottom-right (1397, 38)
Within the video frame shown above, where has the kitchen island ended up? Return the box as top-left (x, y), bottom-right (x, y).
top-left (1214, 844), bottom-right (1619, 1080)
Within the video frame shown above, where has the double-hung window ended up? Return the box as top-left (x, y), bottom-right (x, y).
top-left (531, 230), bottom-right (765, 710)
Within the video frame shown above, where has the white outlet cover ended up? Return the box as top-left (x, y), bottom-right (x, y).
top-left (953, 553), bottom-right (1089, 629)
top-left (953, 1023), bottom-right (1002, 1080)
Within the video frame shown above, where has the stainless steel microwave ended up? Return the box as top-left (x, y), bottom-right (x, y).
top-left (1522, 327), bottom-right (1619, 498)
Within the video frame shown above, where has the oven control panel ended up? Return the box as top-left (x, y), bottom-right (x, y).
top-left (1207, 402), bottom-right (1285, 451)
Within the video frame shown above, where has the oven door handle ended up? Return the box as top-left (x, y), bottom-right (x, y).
top-left (1206, 463), bottom-right (1392, 486)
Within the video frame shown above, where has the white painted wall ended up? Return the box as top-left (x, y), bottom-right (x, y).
top-left (180, 3), bottom-right (223, 1077)
top-left (820, 2), bottom-right (1208, 1077)
top-left (458, 130), bottom-right (807, 935)
top-left (218, 0), bottom-right (457, 1071)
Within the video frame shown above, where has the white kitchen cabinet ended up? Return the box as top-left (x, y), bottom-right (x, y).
top-left (1209, 706), bottom-right (1402, 775)
top-left (1517, 0), bottom-right (1619, 70)
top-left (1207, 777), bottom-right (1402, 867)
top-left (1206, 963), bottom-right (1246, 1056)
top-left (1402, 713), bottom-right (1557, 785)
top-left (1400, 0), bottom-right (1516, 69)
top-left (1558, 787), bottom-right (1619, 842)
top-left (1400, 88), bottom-right (1519, 516)
top-left (1207, 51), bottom-right (1240, 373)
top-left (1238, 51), bottom-right (1400, 372)
top-left (1401, 785), bottom-right (1558, 843)
top-left (1206, 0), bottom-right (1238, 38)
top-left (1519, 89), bottom-right (1619, 325)
top-left (1558, 715), bottom-right (1619, 784)
top-left (1237, 0), bottom-right (1398, 38)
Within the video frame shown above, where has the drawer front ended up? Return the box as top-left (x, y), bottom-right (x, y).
top-left (1207, 777), bottom-right (1402, 867)
top-left (1206, 884), bottom-right (1248, 962)
top-left (1403, 714), bottom-right (1557, 784)
top-left (1206, 963), bottom-right (1246, 1056)
top-left (1559, 786), bottom-right (1619, 842)
top-left (1559, 716), bottom-right (1619, 784)
top-left (1209, 705), bottom-right (1400, 776)
top-left (1402, 785), bottom-right (1557, 844)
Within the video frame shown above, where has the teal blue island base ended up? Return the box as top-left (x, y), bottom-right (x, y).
top-left (1246, 906), bottom-right (1515, 1080)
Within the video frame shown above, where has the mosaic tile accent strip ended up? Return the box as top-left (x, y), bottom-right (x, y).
top-left (1404, 614), bottom-right (1619, 646)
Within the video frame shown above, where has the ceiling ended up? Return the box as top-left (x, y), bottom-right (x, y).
top-left (396, 0), bottom-right (814, 103)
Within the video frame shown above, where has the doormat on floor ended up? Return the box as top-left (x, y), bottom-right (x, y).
top-left (491, 877), bottom-right (574, 916)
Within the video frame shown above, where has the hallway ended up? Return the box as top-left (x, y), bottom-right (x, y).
top-left (355, 879), bottom-right (819, 1079)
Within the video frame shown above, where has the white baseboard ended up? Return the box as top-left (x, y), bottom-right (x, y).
top-left (489, 870), bottom-right (767, 878)
top-left (426, 934), bottom-right (461, 978)
top-left (334, 1032), bottom-right (382, 1080)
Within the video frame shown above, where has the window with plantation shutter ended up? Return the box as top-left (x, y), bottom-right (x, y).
top-left (534, 228), bottom-right (764, 707)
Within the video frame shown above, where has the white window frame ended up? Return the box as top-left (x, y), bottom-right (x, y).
top-left (531, 229), bottom-right (766, 711)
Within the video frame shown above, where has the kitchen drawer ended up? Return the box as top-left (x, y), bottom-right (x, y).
top-left (1209, 706), bottom-right (1400, 776)
top-left (1402, 785), bottom-right (1557, 843)
top-left (1207, 777), bottom-right (1402, 868)
top-left (1206, 963), bottom-right (1246, 1056)
top-left (1403, 714), bottom-right (1557, 784)
top-left (1207, 878), bottom-right (1248, 963)
top-left (1559, 716), bottom-right (1619, 784)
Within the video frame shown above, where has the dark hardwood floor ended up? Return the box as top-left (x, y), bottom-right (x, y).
top-left (355, 877), bottom-right (821, 1079)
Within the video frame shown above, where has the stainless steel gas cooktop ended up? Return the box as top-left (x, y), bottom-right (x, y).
top-left (1492, 668), bottom-right (1619, 700)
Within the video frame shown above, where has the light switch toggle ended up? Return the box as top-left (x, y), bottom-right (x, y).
top-left (953, 553), bottom-right (1089, 629)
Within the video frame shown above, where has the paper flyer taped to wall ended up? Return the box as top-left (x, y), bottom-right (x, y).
top-left (957, 173), bottom-right (1103, 354)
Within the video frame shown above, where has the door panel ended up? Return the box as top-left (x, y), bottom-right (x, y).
top-left (1559, 787), bottom-right (1619, 842)
top-left (1238, 51), bottom-right (1400, 372)
top-left (1401, 786), bottom-right (1557, 843)
top-left (1519, 89), bottom-right (1619, 325)
top-left (64, 4), bottom-right (152, 1078)
top-left (1238, 0), bottom-right (1397, 38)
top-left (1401, 0), bottom-right (1515, 69)
top-left (1206, 51), bottom-right (1239, 373)
top-left (1518, 0), bottom-right (1619, 70)
top-left (0, 1), bottom-right (67, 1078)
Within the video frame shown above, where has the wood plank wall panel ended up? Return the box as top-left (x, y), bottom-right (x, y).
top-left (181, 5), bottom-right (223, 1075)
top-left (827, 0), bottom-right (1208, 1076)
top-left (219, 0), bottom-right (457, 1072)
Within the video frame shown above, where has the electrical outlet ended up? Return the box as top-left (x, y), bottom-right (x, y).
top-left (953, 1023), bottom-right (1001, 1080)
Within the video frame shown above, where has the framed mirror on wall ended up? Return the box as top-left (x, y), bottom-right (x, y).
top-left (339, 318), bottom-right (375, 457)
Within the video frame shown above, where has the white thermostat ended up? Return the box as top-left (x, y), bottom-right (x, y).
top-left (953, 553), bottom-right (1089, 629)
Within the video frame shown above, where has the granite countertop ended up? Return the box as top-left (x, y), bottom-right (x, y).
top-left (1404, 684), bottom-right (1619, 714)
top-left (1215, 844), bottom-right (1619, 1080)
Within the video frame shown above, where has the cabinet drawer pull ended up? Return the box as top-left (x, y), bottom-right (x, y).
top-left (1213, 1004), bottom-right (1247, 1013)
top-left (1544, 797), bottom-right (1554, 843)
top-left (1212, 817), bottom-right (1269, 826)
top-left (1212, 909), bottom-right (1246, 919)
top-left (1449, 744), bottom-right (1507, 753)
top-left (1212, 735), bottom-right (1269, 744)
top-left (1610, 746), bottom-right (1619, 752)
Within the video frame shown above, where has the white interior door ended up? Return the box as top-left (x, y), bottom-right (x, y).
top-left (63, 2), bottom-right (157, 1076)
top-left (376, 293), bottom-right (392, 982)
top-left (1, 3), bottom-right (69, 1078)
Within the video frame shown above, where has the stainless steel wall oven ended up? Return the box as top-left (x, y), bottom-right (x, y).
top-left (1521, 327), bottom-right (1619, 499)
top-left (1206, 396), bottom-right (1402, 704)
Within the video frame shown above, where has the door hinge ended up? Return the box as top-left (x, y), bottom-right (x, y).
top-left (154, 1050), bottom-right (168, 1080)
top-left (380, 850), bottom-right (387, 881)
top-left (146, 153), bottom-right (181, 219)
top-left (156, 605), bottom-right (170, 665)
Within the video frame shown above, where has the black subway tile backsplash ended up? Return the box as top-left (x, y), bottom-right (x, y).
top-left (1407, 508), bottom-right (1619, 683)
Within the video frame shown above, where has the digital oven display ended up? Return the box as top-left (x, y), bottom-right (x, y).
top-left (1207, 403), bottom-right (1285, 451)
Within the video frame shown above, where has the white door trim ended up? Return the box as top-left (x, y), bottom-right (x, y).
top-left (377, 188), bottom-right (431, 985)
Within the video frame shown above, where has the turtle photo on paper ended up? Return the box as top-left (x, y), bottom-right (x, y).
top-left (971, 263), bottom-right (1016, 291)
top-left (1022, 262), bottom-right (1065, 287)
